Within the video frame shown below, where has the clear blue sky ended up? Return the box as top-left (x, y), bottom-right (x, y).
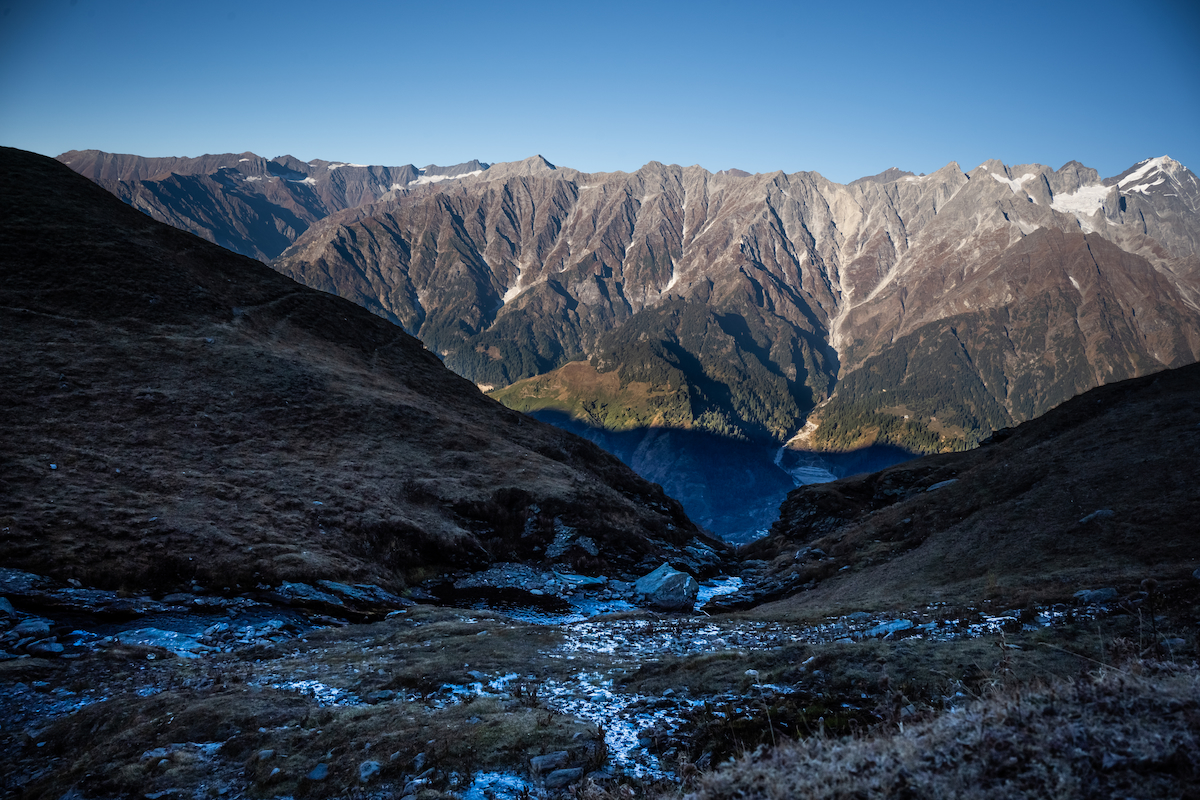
top-left (2, 0), bottom-right (1197, 183)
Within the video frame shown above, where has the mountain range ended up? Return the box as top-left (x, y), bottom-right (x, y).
top-left (58, 149), bottom-right (1200, 540)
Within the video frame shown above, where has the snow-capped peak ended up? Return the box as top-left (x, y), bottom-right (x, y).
top-left (1118, 155), bottom-right (1183, 194)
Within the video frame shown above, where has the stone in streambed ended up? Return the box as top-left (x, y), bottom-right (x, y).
top-left (633, 563), bottom-right (698, 611)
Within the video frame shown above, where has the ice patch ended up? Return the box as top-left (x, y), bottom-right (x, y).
top-left (463, 772), bottom-right (536, 800)
top-left (238, 158), bottom-right (250, 162)
top-left (695, 577), bottom-right (742, 609)
top-left (1069, 276), bottom-right (1082, 293)
top-left (287, 176), bottom-right (318, 186)
top-left (1050, 184), bottom-right (1110, 217)
top-left (272, 679), bottom-right (358, 706)
top-left (327, 163), bottom-right (369, 170)
top-left (243, 175), bottom-right (262, 182)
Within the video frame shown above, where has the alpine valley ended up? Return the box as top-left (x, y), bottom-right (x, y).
top-left (2, 147), bottom-right (1198, 799)
top-left (60, 149), bottom-right (1200, 541)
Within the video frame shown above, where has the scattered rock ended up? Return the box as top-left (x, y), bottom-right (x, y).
top-left (530, 751), bottom-right (570, 773)
top-left (306, 763), bottom-right (329, 781)
top-left (863, 619), bottom-right (914, 638)
top-left (316, 580), bottom-right (409, 608)
top-left (275, 582), bottom-right (344, 610)
top-left (544, 767), bottom-right (583, 789)
top-left (11, 619), bottom-right (51, 637)
top-left (358, 760), bottom-right (381, 783)
top-left (108, 627), bottom-right (205, 658)
top-left (26, 638), bottom-right (64, 657)
top-left (633, 563), bottom-right (698, 611)
top-left (257, 749), bottom-right (275, 761)
top-left (1073, 588), bottom-right (1118, 604)
top-left (926, 479), bottom-right (959, 491)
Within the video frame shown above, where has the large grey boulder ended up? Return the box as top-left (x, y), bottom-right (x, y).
top-left (633, 563), bottom-right (698, 611)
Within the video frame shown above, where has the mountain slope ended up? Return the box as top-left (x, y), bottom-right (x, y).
top-left (724, 361), bottom-right (1200, 612)
top-left (273, 155), bottom-right (1200, 452)
top-left (1, 147), bottom-right (725, 593)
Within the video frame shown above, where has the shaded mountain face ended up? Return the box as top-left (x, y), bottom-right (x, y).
top-left (56, 150), bottom-right (490, 261)
top-left (724, 361), bottom-right (1200, 612)
top-left (1, 147), bottom-right (726, 594)
top-left (270, 154), bottom-right (1200, 453)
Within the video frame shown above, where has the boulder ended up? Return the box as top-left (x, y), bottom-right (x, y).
top-left (359, 760), bottom-right (381, 783)
top-left (633, 563), bottom-right (698, 611)
top-left (544, 768), bottom-right (583, 789)
top-left (26, 638), bottom-right (64, 656)
top-left (1074, 588), bottom-right (1118, 604)
top-left (277, 582), bottom-right (344, 609)
top-left (0, 597), bottom-right (14, 618)
top-left (11, 619), bottom-right (51, 638)
top-left (530, 751), bottom-right (570, 773)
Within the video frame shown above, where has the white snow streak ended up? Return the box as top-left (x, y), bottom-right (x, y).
top-left (990, 172), bottom-right (1037, 194)
top-left (408, 169), bottom-right (484, 186)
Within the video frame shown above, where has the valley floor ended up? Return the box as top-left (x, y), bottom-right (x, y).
top-left (4, 579), bottom-right (1197, 799)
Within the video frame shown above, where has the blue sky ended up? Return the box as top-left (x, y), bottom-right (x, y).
top-left (2, 0), bottom-right (1197, 183)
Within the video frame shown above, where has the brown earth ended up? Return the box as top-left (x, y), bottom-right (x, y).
top-left (0, 147), bottom-right (726, 595)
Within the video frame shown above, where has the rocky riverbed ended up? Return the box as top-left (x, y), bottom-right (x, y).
top-left (5, 562), bottom-right (1178, 799)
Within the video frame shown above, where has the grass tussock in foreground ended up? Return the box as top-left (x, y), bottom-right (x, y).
top-left (684, 660), bottom-right (1200, 800)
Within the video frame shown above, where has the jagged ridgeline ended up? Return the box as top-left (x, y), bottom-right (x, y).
top-left (62, 151), bottom-right (1200, 454)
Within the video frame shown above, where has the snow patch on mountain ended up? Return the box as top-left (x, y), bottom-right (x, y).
top-left (1119, 156), bottom-right (1175, 188)
top-left (1051, 184), bottom-right (1111, 217)
top-left (409, 169), bottom-right (484, 187)
top-left (990, 172), bottom-right (1037, 194)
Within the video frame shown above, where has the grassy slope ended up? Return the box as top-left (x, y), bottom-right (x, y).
top-left (739, 362), bottom-right (1200, 617)
top-left (0, 147), bottom-right (715, 593)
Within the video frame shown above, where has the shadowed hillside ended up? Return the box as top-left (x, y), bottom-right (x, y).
top-left (721, 361), bottom-right (1200, 613)
top-left (0, 147), bottom-right (727, 594)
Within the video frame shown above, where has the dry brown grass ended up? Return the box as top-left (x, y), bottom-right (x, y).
top-left (685, 661), bottom-right (1200, 800)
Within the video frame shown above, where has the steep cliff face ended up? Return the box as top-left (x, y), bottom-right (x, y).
top-left (274, 155), bottom-right (1200, 451)
top-left (3, 147), bottom-right (726, 592)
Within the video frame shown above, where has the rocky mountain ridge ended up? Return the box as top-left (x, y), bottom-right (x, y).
top-left (56, 150), bottom-right (494, 261)
top-left (63, 148), bottom-right (1200, 454)
top-left (269, 153), bottom-right (1200, 453)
